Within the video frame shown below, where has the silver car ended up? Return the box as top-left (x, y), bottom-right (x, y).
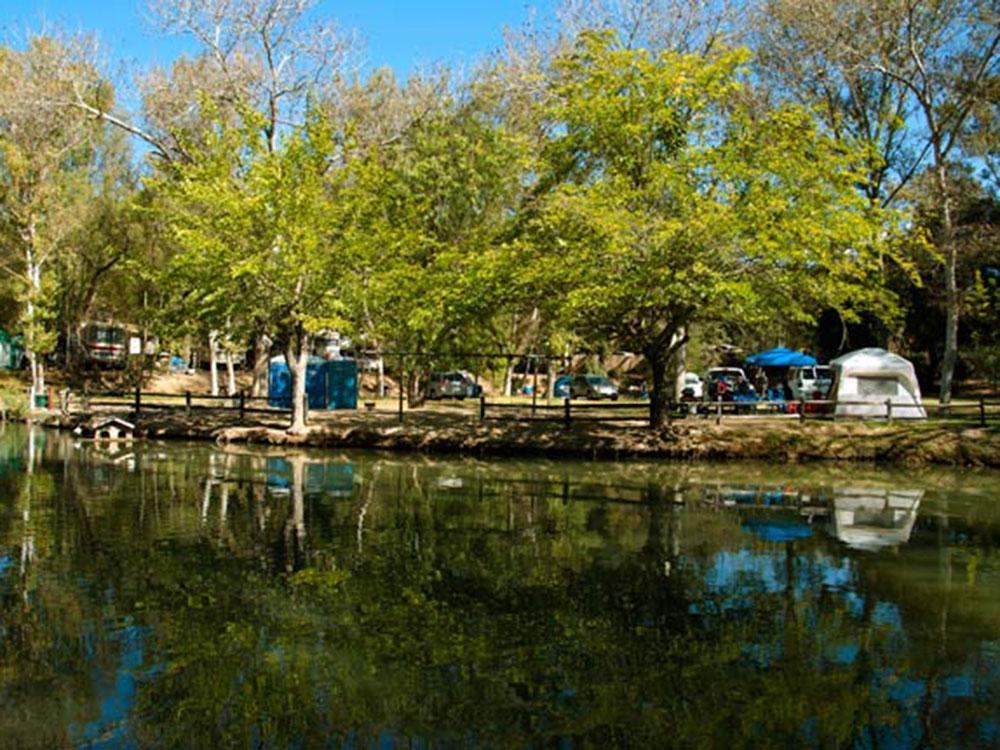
top-left (426, 371), bottom-right (474, 400)
top-left (570, 374), bottom-right (619, 400)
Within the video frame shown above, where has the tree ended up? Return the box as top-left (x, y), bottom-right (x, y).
top-left (347, 75), bottom-right (535, 400)
top-left (756, 0), bottom-right (1000, 405)
top-left (531, 32), bottom-right (896, 427)
top-left (154, 110), bottom-right (353, 432)
top-left (0, 37), bottom-right (109, 403)
top-left (558, 0), bottom-right (745, 55)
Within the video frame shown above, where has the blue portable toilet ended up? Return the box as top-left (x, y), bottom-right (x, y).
top-left (325, 359), bottom-right (358, 409)
top-left (268, 355), bottom-right (329, 409)
top-left (306, 462), bottom-right (355, 497)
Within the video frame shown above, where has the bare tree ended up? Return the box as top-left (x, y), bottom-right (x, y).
top-left (558, 0), bottom-right (746, 55)
top-left (148, 0), bottom-right (358, 153)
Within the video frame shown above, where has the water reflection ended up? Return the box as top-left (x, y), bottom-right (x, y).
top-left (0, 424), bottom-right (999, 747)
top-left (833, 488), bottom-right (922, 551)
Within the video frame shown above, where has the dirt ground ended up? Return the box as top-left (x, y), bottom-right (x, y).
top-left (42, 398), bottom-right (1000, 468)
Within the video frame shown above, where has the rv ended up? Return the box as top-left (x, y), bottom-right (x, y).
top-left (80, 322), bottom-right (128, 367)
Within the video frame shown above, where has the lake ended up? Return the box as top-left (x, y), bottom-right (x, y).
top-left (1, 424), bottom-right (998, 748)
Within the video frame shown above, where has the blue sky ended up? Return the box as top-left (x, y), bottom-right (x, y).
top-left (0, 0), bottom-right (556, 76)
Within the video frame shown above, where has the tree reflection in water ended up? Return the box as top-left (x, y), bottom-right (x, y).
top-left (0, 424), bottom-right (997, 747)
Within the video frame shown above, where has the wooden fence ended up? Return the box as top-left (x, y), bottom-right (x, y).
top-left (479, 395), bottom-right (1000, 428)
top-left (76, 388), bottom-right (291, 421)
top-left (47, 387), bottom-right (1000, 430)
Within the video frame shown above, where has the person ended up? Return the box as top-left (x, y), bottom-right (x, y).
top-left (716, 377), bottom-right (730, 400)
top-left (755, 369), bottom-right (768, 396)
top-left (736, 376), bottom-right (753, 399)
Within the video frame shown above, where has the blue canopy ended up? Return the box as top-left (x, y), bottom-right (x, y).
top-left (742, 518), bottom-right (813, 543)
top-left (745, 347), bottom-right (817, 367)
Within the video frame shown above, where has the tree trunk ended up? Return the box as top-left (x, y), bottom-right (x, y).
top-left (376, 355), bottom-right (385, 398)
top-left (406, 370), bottom-right (423, 405)
top-left (251, 332), bottom-right (271, 398)
top-left (647, 347), bottom-right (669, 429)
top-left (673, 330), bottom-right (687, 401)
top-left (209, 331), bottom-right (219, 397)
top-left (284, 329), bottom-right (310, 433)
top-left (25, 233), bottom-right (44, 406)
top-left (545, 357), bottom-right (555, 402)
top-left (936, 161), bottom-right (957, 406)
top-left (503, 359), bottom-right (515, 397)
top-left (225, 352), bottom-right (236, 396)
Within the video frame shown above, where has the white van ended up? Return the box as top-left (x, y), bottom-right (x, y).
top-left (788, 365), bottom-right (833, 401)
top-left (681, 372), bottom-right (704, 399)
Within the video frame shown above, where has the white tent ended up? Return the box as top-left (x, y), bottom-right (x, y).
top-left (830, 348), bottom-right (926, 419)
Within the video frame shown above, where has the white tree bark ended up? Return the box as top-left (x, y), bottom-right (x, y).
top-left (225, 351), bottom-right (237, 396)
top-left (208, 331), bottom-right (219, 396)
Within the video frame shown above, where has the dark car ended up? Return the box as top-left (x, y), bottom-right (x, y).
top-left (570, 374), bottom-right (619, 400)
top-left (706, 367), bottom-right (754, 401)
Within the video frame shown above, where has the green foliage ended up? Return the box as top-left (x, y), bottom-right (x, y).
top-left (533, 32), bottom-right (897, 350)
top-left (348, 87), bottom-right (535, 364)
top-left (0, 385), bottom-right (29, 419)
top-left (149, 106), bottom-right (353, 349)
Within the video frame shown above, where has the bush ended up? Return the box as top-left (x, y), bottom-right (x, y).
top-left (0, 386), bottom-right (29, 420)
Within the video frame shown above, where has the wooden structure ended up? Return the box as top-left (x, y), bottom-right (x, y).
top-left (74, 417), bottom-right (135, 441)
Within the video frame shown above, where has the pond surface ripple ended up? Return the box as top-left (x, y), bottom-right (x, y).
top-left (1, 425), bottom-right (998, 748)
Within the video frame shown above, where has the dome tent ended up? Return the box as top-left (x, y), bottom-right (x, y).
top-left (829, 348), bottom-right (926, 419)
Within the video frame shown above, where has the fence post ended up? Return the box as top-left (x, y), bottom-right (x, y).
top-left (134, 386), bottom-right (141, 424)
top-left (239, 390), bottom-right (246, 420)
top-left (885, 398), bottom-right (893, 423)
top-left (479, 395), bottom-right (486, 421)
top-left (397, 364), bottom-right (404, 423)
top-left (798, 397), bottom-right (806, 423)
top-left (716, 396), bottom-right (722, 425)
top-left (185, 390), bottom-right (192, 417)
top-left (981, 396), bottom-right (987, 428)
top-left (564, 397), bottom-right (572, 429)
top-left (531, 356), bottom-right (539, 416)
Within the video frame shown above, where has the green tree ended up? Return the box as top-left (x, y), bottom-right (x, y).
top-left (0, 37), bottom-right (111, 403)
top-left (531, 32), bottom-right (897, 426)
top-left (757, 0), bottom-right (1000, 404)
top-left (348, 78), bottom-right (535, 399)
top-left (154, 110), bottom-right (353, 431)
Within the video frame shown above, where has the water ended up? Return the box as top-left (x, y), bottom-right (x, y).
top-left (1, 425), bottom-right (999, 748)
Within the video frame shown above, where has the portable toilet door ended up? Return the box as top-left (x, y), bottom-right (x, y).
top-left (268, 356), bottom-right (293, 408)
top-left (305, 356), bottom-right (328, 409)
top-left (326, 359), bottom-right (358, 409)
top-left (269, 356), bottom-right (330, 409)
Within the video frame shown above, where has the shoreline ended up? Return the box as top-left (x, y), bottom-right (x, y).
top-left (37, 409), bottom-right (1000, 468)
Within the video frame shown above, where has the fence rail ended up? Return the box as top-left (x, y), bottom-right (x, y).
top-left (73, 388), bottom-right (292, 420)
top-left (479, 395), bottom-right (1000, 428)
top-left (34, 385), bottom-right (1000, 431)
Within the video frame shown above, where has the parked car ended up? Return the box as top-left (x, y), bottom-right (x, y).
top-left (458, 371), bottom-right (483, 397)
top-left (570, 374), bottom-right (619, 400)
top-left (426, 371), bottom-right (476, 400)
top-left (706, 367), bottom-right (754, 401)
top-left (681, 372), bottom-right (704, 400)
top-left (787, 365), bottom-right (834, 401)
top-left (553, 375), bottom-right (573, 398)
